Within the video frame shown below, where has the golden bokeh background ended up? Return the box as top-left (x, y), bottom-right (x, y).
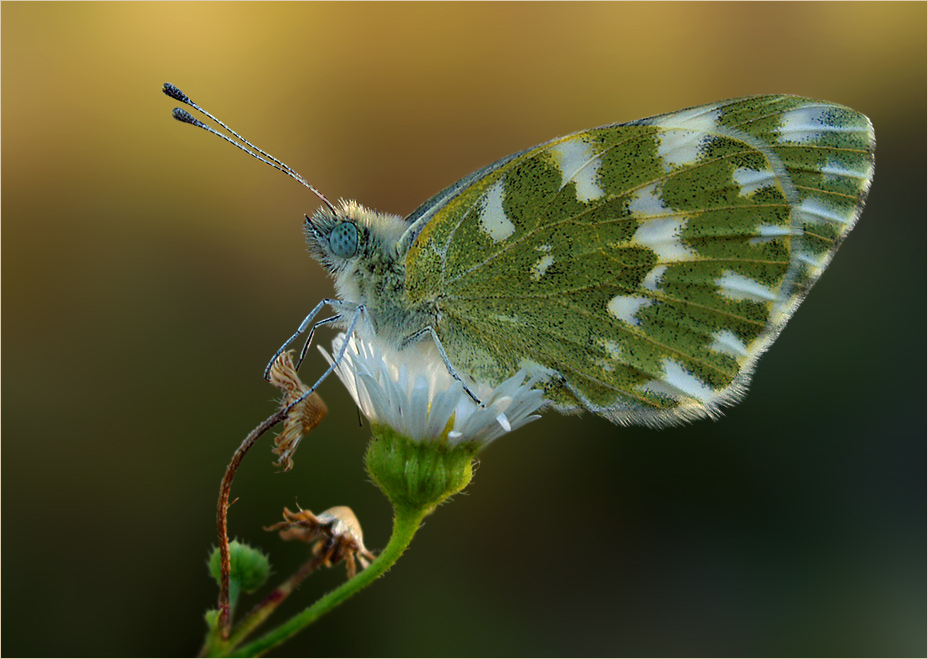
top-left (3, 2), bottom-right (924, 656)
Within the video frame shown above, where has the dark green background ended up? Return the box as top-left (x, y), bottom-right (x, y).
top-left (3, 2), bottom-right (924, 656)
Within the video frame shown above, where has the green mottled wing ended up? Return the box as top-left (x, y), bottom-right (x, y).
top-left (402, 96), bottom-right (875, 426)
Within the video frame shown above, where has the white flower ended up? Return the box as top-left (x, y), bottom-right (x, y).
top-left (320, 333), bottom-right (545, 447)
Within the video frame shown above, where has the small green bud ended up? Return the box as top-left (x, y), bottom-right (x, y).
top-left (201, 608), bottom-right (223, 653)
top-left (208, 540), bottom-right (271, 597)
top-left (365, 424), bottom-right (478, 516)
top-left (204, 608), bottom-right (220, 630)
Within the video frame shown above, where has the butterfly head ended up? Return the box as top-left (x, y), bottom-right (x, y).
top-left (304, 199), bottom-right (408, 279)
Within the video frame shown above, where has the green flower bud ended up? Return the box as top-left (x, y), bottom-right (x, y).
top-left (208, 541), bottom-right (271, 610)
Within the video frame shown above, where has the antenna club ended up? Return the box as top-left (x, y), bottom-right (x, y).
top-left (172, 108), bottom-right (201, 126)
top-left (163, 83), bottom-right (190, 103)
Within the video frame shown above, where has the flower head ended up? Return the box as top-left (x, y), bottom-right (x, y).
top-left (321, 332), bottom-right (547, 514)
top-left (321, 333), bottom-right (545, 447)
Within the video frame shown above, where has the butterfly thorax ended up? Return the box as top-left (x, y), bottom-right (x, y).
top-left (304, 200), bottom-right (437, 347)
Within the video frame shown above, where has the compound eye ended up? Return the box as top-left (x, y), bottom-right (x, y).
top-left (328, 222), bottom-right (359, 259)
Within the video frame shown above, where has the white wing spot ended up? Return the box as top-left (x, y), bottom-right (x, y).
top-left (550, 139), bottom-right (605, 202)
top-left (478, 179), bottom-right (515, 242)
top-left (634, 216), bottom-right (694, 261)
top-left (709, 330), bottom-right (749, 358)
top-left (776, 105), bottom-right (869, 144)
top-left (749, 223), bottom-right (796, 245)
top-left (758, 224), bottom-right (794, 237)
top-left (607, 295), bottom-right (652, 326)
top-left (717, 270), bottom-right (777, 303)
top-left (597, 339), bottom-right (624, 371)
top-left (530, 254), bottom-right (555, 281)
top-left (821, 158), bottom-right (871, 183)
top-left (628, 182), bottom-right (665, 216)
top-left (733, 167), bottom-right (778, 196)
top-left (651, 106), bottom-right (721, 171)
top-left (629, 184), bottom-right (695, 262)
top-left (796, 249), bottom-right (826, 270)
top-left (601, 339), bottom-right (624, 359)
top-left (797, 197), bottom-right (854, 226)
top-left (641, 359), bottom-right (716, 404)
top-left (596, 340), bottom-right (623, 373)
top-left (642, 264), bottom-right (668, 291)
top-left (595, 359), bottom-right (616, 373)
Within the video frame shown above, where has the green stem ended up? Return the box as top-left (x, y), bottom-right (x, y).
top-left (216, 553), bottom-right (326, 655)
top-left (227, 505), bottom-right (427, 658)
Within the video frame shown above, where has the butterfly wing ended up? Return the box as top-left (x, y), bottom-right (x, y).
top-left (402, 96), bottom-right (875, 426)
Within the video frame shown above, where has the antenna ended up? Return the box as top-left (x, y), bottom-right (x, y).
top-left (162, 83), bottom-right (336, 213)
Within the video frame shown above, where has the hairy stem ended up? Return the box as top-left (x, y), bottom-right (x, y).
top-left (216, 408), bottom-right (288, 635)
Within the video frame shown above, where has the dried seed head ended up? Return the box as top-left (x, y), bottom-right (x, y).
top-left (266, 505), bottom-right (375, 578)
top-left (267, 351), bottom-right (327, 470)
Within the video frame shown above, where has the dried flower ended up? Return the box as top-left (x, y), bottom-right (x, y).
top-left (267, 351), bottom-right (328, 470)
top-left (266, 506), bottom-right (375, 579)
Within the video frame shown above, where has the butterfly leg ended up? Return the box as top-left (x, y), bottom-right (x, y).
top-left (263, 298), bottom-right (341, 380)
top-left (295, 315), bottom-right (342, 371)
top-left (399, 326), bottom-right (483, 406)
top-left (283, 304), bottom-right (365, 413)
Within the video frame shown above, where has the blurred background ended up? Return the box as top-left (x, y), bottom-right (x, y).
top-left (2, 3), bottom-right (924, 656)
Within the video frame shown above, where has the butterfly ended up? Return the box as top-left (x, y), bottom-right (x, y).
top-left (165, 85), bottom-right (875, 427)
